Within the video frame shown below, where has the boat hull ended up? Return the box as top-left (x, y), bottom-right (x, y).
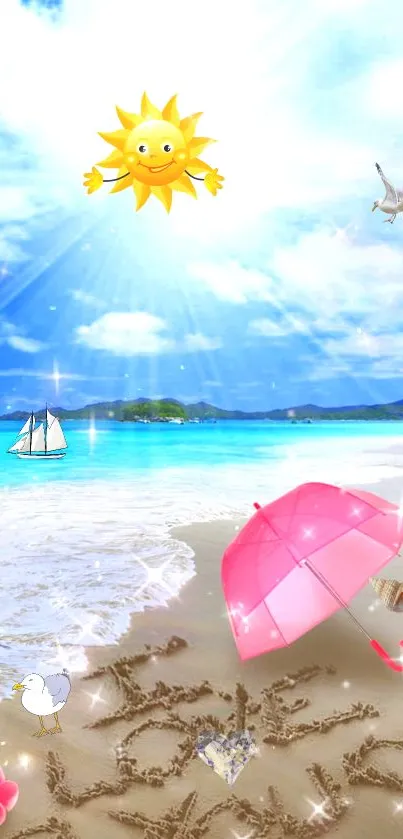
top-left (17, 453), bottom-right (66, 460)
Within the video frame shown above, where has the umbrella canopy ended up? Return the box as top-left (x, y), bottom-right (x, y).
top-left (222, 482), bottom-right (403, 662)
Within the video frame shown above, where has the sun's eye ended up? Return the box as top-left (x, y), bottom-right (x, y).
top-left (137, 144), bottom-right (148, 154)
top-left (162, 143), bottom-right (173, 153)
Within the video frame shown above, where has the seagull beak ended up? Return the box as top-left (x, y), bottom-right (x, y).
top-left (12, 682), bottom-right (23, 691)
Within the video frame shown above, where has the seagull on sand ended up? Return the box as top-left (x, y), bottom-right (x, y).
top-left (372, 162), bottom-right (403, 223)
top-left (12, 669), bottom-right (71, 737)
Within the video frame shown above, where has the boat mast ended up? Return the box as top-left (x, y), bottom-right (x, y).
top-left (29, 411), bottom-right (33, 455)
top-left (44, 403), bottom-right (48, 456)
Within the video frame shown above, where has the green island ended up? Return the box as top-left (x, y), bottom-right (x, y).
top-left (2, 396), bottom-right (403, 422)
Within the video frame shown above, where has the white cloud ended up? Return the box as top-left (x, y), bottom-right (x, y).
top-left (0, 368), bottom-right (120, 380)
top-left (6, 335), bottom-right (46, 353)
top-left (70, 289), bottom-right (102, 307)
top-left (76, 312), bottom-right (174, 355)
top-left (0, 223), bottom-right (30, 264)
top-left (248, 318), bottom-right (289, 338)
top-left (76, 311), bottom-right (221, 356)
top-left (189, 261), bottom-right (274, 304)
top-left (269, 228), bottom-right (403, 333)
top-left (183, 333), bottom-right (222, 351)
top-left (0, 316), bottom-right (46, 353)
top-left (201, 228), bottom-right (403, 336)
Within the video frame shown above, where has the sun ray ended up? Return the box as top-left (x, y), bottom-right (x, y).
top-left (187, 137), bottom-right (216, 158)
top-left (115, 106), bottom-right (142, 130)
top-left (180, 112), bottom-right (203, 142)
top-left (133, 180), bottom-right (151, 211)
top-left (151, 185), bottom-right (172, 213)
top-left (97, 150), bottom-right (124, 169)
top-left (162, 94), bottom-right (180, 126)
top-left (109, 167), bottom-right (131, 194)
top-left (141, 92), bottom-right (162, 120)
top-left (186, 158), bottom-right (214, 176)
top-left (170, 173), bottom-right (197, 198)
top-left (98, 129), bottom-right (128, 151)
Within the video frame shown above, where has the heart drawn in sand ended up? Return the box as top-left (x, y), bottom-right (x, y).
top-left (0, 766), bottom-right (19, 826)
top-left (196, 730), bottom-right (258, 786)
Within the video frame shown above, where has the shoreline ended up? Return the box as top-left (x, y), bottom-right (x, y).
top-left (2, 476), bottom-right (403, 837)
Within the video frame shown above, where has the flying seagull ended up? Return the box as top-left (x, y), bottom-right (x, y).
top-left (372, 162), bottom-right (403, 223)
top-left (12, 670), bottom-right (71, 737)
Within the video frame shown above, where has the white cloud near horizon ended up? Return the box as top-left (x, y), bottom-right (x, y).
top-left (76, 311), bottom-right (221, 356)
top-left (0, 367), bottom-right (122, 380)
top-left (0, 316), bottom-right (47, 354)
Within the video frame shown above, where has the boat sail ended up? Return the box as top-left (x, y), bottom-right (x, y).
top-left (8, 408), bottom-right (67, 460)
top-left (7, 412), bottom-right (35, 453)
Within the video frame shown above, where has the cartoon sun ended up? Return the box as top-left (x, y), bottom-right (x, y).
top-left (83, 93), bottom-right (224, 213)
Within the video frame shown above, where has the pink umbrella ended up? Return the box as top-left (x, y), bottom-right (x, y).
top-left (221, 482), bottom-right (403, 671)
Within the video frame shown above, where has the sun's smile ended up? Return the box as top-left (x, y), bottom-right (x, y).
top-left (141, 162), bottom-right (173, 173)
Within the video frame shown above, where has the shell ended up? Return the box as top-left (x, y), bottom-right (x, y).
top-left (369, 577), bottom-right (403, 611)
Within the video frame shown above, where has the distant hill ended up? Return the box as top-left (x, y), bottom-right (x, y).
top-left (2, 396), bottom-right (403, 421)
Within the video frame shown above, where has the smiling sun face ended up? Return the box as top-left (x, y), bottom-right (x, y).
top-left (125, 120), bottom-right (189, 187)
top-left (96, 93), bottom-right (216, 212)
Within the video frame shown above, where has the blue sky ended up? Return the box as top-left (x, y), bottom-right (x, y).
top-left (1, 0), bottom-right (403, 412)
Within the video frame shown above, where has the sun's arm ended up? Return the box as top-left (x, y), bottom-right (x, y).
top-left (102, 172), bottom-right (130, 184)
top-left (185, 158), bottom-right (215, 180)
top-left (83, 166), bottom-right (130, 195)
top-left (185, 159), bottom-right (224, 196)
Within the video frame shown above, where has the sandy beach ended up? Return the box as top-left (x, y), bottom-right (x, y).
top-left (2, 477), bottom-right (403, 839)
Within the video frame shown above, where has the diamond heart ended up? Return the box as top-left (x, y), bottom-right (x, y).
top-left (196, 730), bottom-right (258, 785)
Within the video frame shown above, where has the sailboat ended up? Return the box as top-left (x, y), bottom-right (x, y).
top-left (8, 408), bottom-right (67, 460)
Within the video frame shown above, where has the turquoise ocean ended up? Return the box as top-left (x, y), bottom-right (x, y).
top-left (1, 419), bottom-right (402, 694)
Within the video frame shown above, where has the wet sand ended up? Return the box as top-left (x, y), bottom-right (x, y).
top-left (2, 479), bottom-right (403, 838)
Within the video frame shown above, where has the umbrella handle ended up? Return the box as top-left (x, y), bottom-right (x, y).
top-left (370, 639), bottom-right (403, 672)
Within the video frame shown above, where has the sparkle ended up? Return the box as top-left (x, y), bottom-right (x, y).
top-left (81, 242), bottom-right (91, 251)
top-left (88, 417), bottom-right (97, 443)
top-left (0, 265), bottom-right (9, 277)
top-left (0, 741), bottom-right (5, 746)
top-left (131, 555), bottom-right (178, 600)
top-left (394, 801), bottom-right (403, 814)
top-left (302, 527), bottom-right (315, 540)
top-left (48, 636), bottom-right (88, 673)
top-left (230, 831), bottom-right (254, 839)
top-left (75, 614), bottom-right (102, 644)
top-left (180, 364), bottom-right (185, 370)
top-left (49, 305), bottom-right (56, 311)
top-left (18, 753), bottom-right (31, 770)
top-left (350, 505), bottom-right (362, 517)
top-left (84, 687), bottom-right (107, 710)
top-left (342, 680), bottom-right (350, 689)
top-left (306, 798), bottom-right (331, 822)
top-left (51, 361), bottom-right (61, 394)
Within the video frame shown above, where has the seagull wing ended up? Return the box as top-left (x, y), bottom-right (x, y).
top-left (44, 672), bottom-right (71, 707)
top-left (376, 162), bottom-right (398, 203)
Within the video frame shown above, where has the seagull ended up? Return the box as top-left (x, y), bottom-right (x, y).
top-left (372, 162), bottom-right (403, 223)
top-left (12, 669), bottom-right (71, 737)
